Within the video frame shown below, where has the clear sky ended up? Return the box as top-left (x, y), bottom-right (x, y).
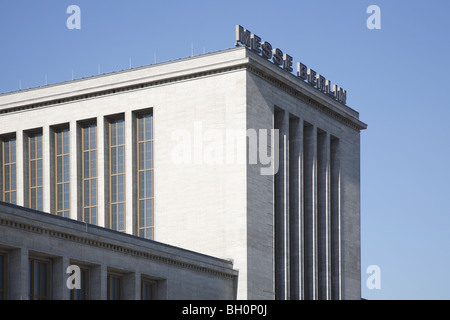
top-left (1, 0), bottom-right (449, 300)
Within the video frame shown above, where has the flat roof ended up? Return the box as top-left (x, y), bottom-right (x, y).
top-left (0, 46), bottom-right (366, 130)
top-left (0, 201), bottom-right (237, 276)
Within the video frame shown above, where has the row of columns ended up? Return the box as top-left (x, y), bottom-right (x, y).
top-left (274, 109), bottom-right (341, 300)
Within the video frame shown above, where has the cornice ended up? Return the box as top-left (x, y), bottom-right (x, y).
top-left (0, 213), bottom-right (237, 279)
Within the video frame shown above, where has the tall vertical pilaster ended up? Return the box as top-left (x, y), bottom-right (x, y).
top-left (125, 110), bottom-right (134, 235)
top-left (330, 136), bottom-right (341, 299)
top-left (289, 116), bottom-right (303, 300)
top-left (318, 130), bottom-right (331, 300)
top-left (274, 109), bottom-right (289, 300)
top-left (43, 126), bottom-right (51, 213)
top-left (69, 121), bottom-right (79, 221)
top-left (97, 116), bottom-right (106, 228)
top-left (16, 130), bottom-right (24, 206)
top-left (303, 123), bottom-right (317, 300)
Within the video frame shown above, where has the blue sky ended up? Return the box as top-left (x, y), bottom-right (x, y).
top-left (1, 0), bottom-right (449, 300)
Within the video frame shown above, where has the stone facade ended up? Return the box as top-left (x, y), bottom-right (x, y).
top-left (0, 46), bottom-right (366, 299)
top-left (0, 202), bottom-right (237, 299)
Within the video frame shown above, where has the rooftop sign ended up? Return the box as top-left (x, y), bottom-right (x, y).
top-left (235, 25), bottom-right (347, 105)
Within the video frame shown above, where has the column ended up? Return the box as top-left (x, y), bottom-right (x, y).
top-left (52, 256), bottom-right (70, 300)
top-left (91, 264), bottom-right (107, 300)
top-left (16, 130), bottom-right (24, 206)
top-left (123, 272), bottom-right (140, 300)
top-left (303, 123), bottom-right (317, 300)
top-left (317, 130), bottom-right (331, 300)
top-left (124, 110), bottom-right (135, 235)
top-left (43, 126), bottom-right (51, 213)
top-left (289, 116), bottom-right (303, 300)
top-left (274, 109), bottom-right (289, 300)
top-left (97, 116), bottom-right (105, 228)
top-left (9, 248), bottom-right (28, 300)
top-left (69, 121), bottom-right (79, 221)
top-left (330, 136), bottom-right (341, 300)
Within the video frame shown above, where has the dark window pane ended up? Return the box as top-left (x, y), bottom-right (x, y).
top-left (118, 203), bottom-right (125, 231)
top-left (36, 134), bottom-right (42, 158)
top-left (139, 200), bottom-right (145, 228)
top-left (57, 156), bottom-right (63, 183)
top-left (4, 141), bottom-right (10, 163)
top-left (30, 136), bottom-right (36, 160)
top-left (90, 124), bottom-right (96, 150)
top-left (111, 176), bottom-right (117, 203)
top-left (84, 208), bottom-right (90, 224)
top-left (39, 263), bottom-right (47, 297)
top-left (145, 114), bottom-right (152, 140)
top-left (139, 171), bottom-right (145, 199)
top-left (118, 120), bottom-right (124, 145)
top-left (84, 152), bottom-right (90, 179)
top-left (111, 204), bottom-right (117, 230)
top-left (83, 126), bottom-right (90, 151)
top-left (64, 183), bottom-right (70, 210)
top-left (11, 163), bottom-right (16, 190)
top-left (30, 188), bottom-right (36, 208)
top-left (91, 207), bottom-right (97, 224)
top-left (63, 155), bottom-right (70, 182)
top-left (90, 151), bottom-right (96, 177)
top-left (37, 188), bottom-right (43, 211)
top-left (111, 148), bottom-right (117, 174)
top-left (118, 146), bottom-right (124, 174)
top-left (138, 117), bottom-right (144, 141)
top-left (110, 122), bottom-right (117, 146)
top-left (91, 179), bottom-right (97, 206)
top-left (118, 175), bottom-right (124, 202)
top-left (84, 180), bottom-right (90, 206)
top-left (57, 184), bottom-right (63, 210)
top-left (37, 159), bottom-right (43, 186)
top-left (63, 129), bottom-right (69, 154)
top-left (11, 138), bottom-right (16, 162)
top-left (4, 165), bottom-right (10, 191)
top-left (30, 161), bottom-right (36, 187)
top-left (146, 141), bottom-right (152, 169)
top-left (138, 143), bottom-right (145, 170)
top-left (56, 131), bottom-right (62, 155)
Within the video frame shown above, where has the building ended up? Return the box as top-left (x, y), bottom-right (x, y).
top-left (0, 201), bottom-right (237, 300)
top-left (0, 38), bottom-right (367, 299)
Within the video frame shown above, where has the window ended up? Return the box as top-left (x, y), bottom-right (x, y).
top-left (82, 123), bottom-right (97, 224)
top-left (2, 136), bottom-right (16, 204)
top-left (141, 280), bottom-right (155, 300)
top-left (29, 133), bottom-right (43, 211)
top-left (70, 267), bottom-right (89, 300)
top-left (107, 274), bottom-right (122, 300)
top-left (55, 127), bottom-right (70, 217)
top-left (28, 259), bottom-right (50, 300)
top-left (109, 118), bottom-right (125, 232)
top-left (137, 112), bottom-right (154, 239)
top-left (0, 254), bottom-right (6, 300)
